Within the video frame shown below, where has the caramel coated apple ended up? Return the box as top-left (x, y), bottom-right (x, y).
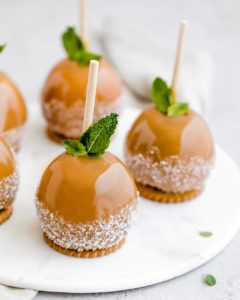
top-left (41, 59), bottom-right (122, 141)
top-left (0, 71), bottom-right (27, 151)
top-left (36, 151), bottom-right (138, 255)
top-left (125, 107), bottom-right (214, 195)
top-left (0, 138), bottom-right (18, 223)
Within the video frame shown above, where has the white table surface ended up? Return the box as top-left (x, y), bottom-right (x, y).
top-left (1, 0), bottom-right (240, 299)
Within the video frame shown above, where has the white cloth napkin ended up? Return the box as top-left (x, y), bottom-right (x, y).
top-left (102, 18), bottom-right (214, 114)
top-left (0, 284), bottom-right (37, 300)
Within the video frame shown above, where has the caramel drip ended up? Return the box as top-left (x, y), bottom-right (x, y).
top-left (37, 152), bottom-right (137, 223)
top-left (126, 107), bottom-right (214, 160)
top-left (0, 138), bottom-right (14, 178)
top-left (42, 59), bottom-right (122, 107)
top-left (0, 71), bottom-right (27, 132)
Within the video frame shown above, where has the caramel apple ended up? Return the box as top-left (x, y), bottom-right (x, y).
top-left (0, 46), bottom-right (27, 151)
top-left (41, 27), bottom-right (122, 142)
top-left (36, 115), bottom-right (138, 257)
top-left (125, 103), bottom-right (214, 202)
top-left (0, 138), bottom-right (18, 224)
top-left (126, 21), bottom-right (214, 202)
top-left (36, 61), bottom-right (137, 257)
top-left (36, 149), bottom-right (138, 257)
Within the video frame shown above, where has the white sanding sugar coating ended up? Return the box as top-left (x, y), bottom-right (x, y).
top-left (125, 148), bottom-right (213, 193)
top-left (36, 200), bottom-right (138, 252)
top-left (0, 170), bottom-right (19, 209)
top-left (42, 96), bottom-right (121, 139)
top-left (1, 125), bottom-right (25, 152)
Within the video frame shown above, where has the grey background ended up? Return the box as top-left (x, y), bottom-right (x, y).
top-left (1, 0), bottom-right (240, 299)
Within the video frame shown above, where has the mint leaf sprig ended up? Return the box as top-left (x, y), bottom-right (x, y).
top-left (0, 44), bottom-right (6, 53)
top-left (151, 77), bottom-right (189, 117)
top-left (63, 113), bottom-right (118, 158)
top-left (62, 27), bottom-right (101, 65)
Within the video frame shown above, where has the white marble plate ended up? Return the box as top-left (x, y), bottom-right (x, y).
top-left (0, 106), bottom-right (240, 293)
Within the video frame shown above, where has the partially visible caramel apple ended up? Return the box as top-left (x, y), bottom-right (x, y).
top-left (36, 151), bottom-right (138, 256)
top-left (41, 59), bottom-right (122, 141)
top-left (0, 71), bottom-right (27, 151)
top-left (0, 138), bottom-right (14, 179)
top-left (0, 138), bottom-right (18, 223)
top-left (125, 107), bottom-right (214, 196)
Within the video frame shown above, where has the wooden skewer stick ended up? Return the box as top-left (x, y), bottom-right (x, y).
top-left (171, 20), bottom-right (189, 103)
top-left (82, 60), bottom-right (99, 133)
top-left (80, 0), bottom-right (88, 48)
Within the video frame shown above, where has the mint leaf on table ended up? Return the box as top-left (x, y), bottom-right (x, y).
top-left (0, 44), bottom-right (6, 53)
top-left (199, 231), bottom-right (213, 238)
top-left (204, 274), bottom-right (216, 286)
top-left (167, 102), bottom-right (189, 116)
top-left (80, 113), bottom-right (118, 157)
top-left (150, 77), bottom-right (189, 116)
top-left (63, 113), bottom-right (118, 158)
top-left (151, 77), bottom-right (172, 114)
top-left (62, 27), bottom-right (101, 65)
top-left (63, 140), bottom-right (87, 157)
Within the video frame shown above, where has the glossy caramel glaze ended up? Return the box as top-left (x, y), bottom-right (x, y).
top-left (126, 107), bottom-right (214, 160)
top-left (0, 71), bottom-right (27, 132)
top-left (37, 152), bottom-right (137, 223)
top-left (42, 58), bottom-right (122, 107)
top-left (0, 138), bottom-right (14, 179)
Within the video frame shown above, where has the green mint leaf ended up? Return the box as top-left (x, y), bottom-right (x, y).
top-left (204, 274), bottom-right (216, 286)
top-left (62, 27), bottom-right (85, 59)
top-left (167, 102), bottom-right (189, 117)
top-left (150, 77), bottom-right (189, 116)
top-left (151, 77), bottom-right (171, 114)
top-left (63, 139), bottom-right (87, 157)
top-left (80, 113), bottom-right (118, 157)
top-left (62, 27), bottom-right (101, 65)
top-left (0, 44), bottom-right (6, 53)
top-left (199, 231), bottom-right (213, 238)
top-left (74, 50), bottom-right (101, 65)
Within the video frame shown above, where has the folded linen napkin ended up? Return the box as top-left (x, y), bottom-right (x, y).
top-left (0, 284), bottom-right (37, 300)
top-left (102, 18), bottom-right (214, 114)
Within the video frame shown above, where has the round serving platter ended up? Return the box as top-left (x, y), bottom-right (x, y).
top-left (0, 105), bottom-right (240, 293)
